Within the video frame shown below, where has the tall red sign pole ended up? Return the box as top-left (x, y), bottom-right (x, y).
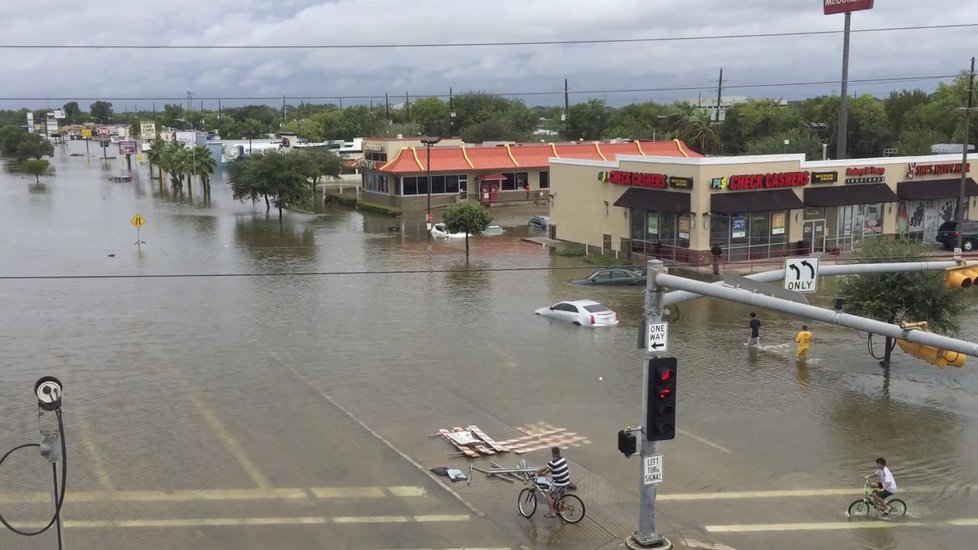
top-left (824, 0), bottom-right (875, 160)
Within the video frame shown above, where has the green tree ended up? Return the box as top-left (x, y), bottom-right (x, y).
top-left (410, 97), bottom-right (450, 137)
top-left (884, 89), bottom-right (930, 138)
top-left (0, 125), bottom-right (27, 156)
top-left (897, 126), bottom-right (948, 156)
top-left (295, 148), bottom-right (342, 197)
top-left (604, 102), bottom-right (670, 140)
top-left (16, 133), bottom-right (54, 161)
top-left (442, 200), bottom-right (492, 260)
top-left (681, 112), bottom-right (722, 155)
top-left (239, 118), bottom-right (269, 152)
top-left (228, 149), bottom-right (312, 221)
top-left (837, 238), bottom-right (968, 367)
top-left (62, 102), bottom-right (82, 124)
top-left (90, 101), bottom-right (113, 124)
top-left (847, 94), bottom-right (892, 158)
top-left (745, 127), bottom-right (824, 159)
top-left (565, 99), bottom-right (610, 140)
top-left (719, 99), bottom-right (799, 154)
top-left (192, 144), bottom-right (217, 193)
top-left (22, 158), bottom-right (50, 183)
top-left (459, 119), bottom-right (517, 143)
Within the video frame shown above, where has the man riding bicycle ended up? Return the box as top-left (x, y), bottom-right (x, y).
top-left (535, 446), bottom-right (570, 518)
top-left (864, 457), bottom-right (898, 515)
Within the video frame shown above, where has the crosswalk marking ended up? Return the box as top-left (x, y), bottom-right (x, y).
top-left (0, 486), bottom-right (428, 504)
top-left (660, 485), bottom-right (938, 501)
top-left (707, 520), bottom-right (930, 533)
top-left (11, 514), bottom-right (471, 529)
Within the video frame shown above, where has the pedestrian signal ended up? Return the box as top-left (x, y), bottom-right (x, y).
top-left (896, 321), bottom-right (967, 368)
top-left (944, 263), bottom-right (978, 288)
top-left (646, 357), bottom-right (677, 441)
top-left (617, 430), bottom-right (637, 458)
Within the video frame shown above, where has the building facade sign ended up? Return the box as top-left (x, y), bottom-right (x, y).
top-left (811, 171), bottom-right (839, 184)
top-left (599, 170), bottom-right (668, 189)
top-left (906, 162), bottom-right (971, 179)
top-left (823, 0), bottom-right (874, 15)
top-left (845, 166), bottom-right (885, 184)
top-left (711, 171), bottom-right (810, 191)
top-left (668, 176), bottom-right (693, 190)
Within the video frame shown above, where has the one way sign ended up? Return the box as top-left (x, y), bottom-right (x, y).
top-left (647, 323), bottom-right (668, 353)
top-left (784, 256), bottom-right (819, 293)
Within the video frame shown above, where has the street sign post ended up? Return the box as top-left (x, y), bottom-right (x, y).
top-left (643, 454), bottom-right (663, 485)
top-left (647, 322), bottom-right (668, 353)
top-left (130, 214), bottom-right (145, 245)
top-left (784, 256), bottom-right (820, 293)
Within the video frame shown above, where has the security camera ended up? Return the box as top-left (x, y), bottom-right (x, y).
top-left (34, 376), bottom-right (63, 411)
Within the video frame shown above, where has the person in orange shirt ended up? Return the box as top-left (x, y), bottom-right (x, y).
top-left (796, 324), bottom-right (813, 362)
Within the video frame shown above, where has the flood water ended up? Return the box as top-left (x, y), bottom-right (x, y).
top-left (2, 141), bottom-right (978, 549)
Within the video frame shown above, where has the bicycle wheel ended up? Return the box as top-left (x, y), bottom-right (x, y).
top-left (518, 488), bottom-right (537, 518)
top-left (558, 494), bottom-right (585, 524)
top-left (887, 499), bottom-right (907, 517)
top-left (848, 499), bottom-right (870, 516)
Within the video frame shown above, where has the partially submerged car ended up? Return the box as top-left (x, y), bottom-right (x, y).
top-left (534, 299), bottom-right (619, 327)
top-left (528, 215), bottom-right (550, 230)
top-left (431, 223), bottom-right (469, 239)
top-left (569, 268), bottom-right (646, 286)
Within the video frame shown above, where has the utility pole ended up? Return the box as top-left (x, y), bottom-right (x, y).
top-left (836, 12), bottom-right (852, 160)
top-left (715, 68), bottom-right (724, 123)
top-left (405, 92), bottom-right (410, 120)
top-left (385, 93), bottom-right (390, 125)
top-left (563, 78), bottom-right (570, 138)
top-left (187, 91), bottom-right (192, 114)
top-left (449, 87), bottom-right (456, 135)
top-left (631, 258), bottom-right (671, 549)
top-left (957, 56), bottom-right (976, 250)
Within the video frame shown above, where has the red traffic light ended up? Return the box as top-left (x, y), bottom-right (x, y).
top-left (659, 370), bottom-right (672, 382)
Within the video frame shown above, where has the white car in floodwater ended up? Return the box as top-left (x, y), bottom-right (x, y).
top-left (431, 223), bottom-right (469, 239)
top-left (534, 299), bottom-right (619, 327)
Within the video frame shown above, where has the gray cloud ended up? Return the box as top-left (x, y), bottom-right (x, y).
top-left (0, 0), bottom-right (973, 109)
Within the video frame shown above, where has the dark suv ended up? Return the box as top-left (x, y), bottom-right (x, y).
top-left (937, 221), bottom-right (978, 251)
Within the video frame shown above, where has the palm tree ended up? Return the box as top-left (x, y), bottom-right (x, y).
top-left (193, 145), bottom-right (217, 194)
top-left (146, 138), bottom-right (167, 180)
top-left (683, 112), bottom-right (722, 155)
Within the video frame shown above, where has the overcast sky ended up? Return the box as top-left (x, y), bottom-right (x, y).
top-left (1, 0), bottom-right (974, 111)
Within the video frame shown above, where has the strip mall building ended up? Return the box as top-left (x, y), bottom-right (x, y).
top-left (550, 152), bottom-right (976, 263)
top-left (358, 137), bottom-right (697, 211)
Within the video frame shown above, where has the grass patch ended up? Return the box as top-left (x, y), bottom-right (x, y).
top-left (583, 254), bottom-right (632, 266)
top-left (556, 248), bottom-right (586, 257)
top-left (325, 193), bottom-right (401, 216)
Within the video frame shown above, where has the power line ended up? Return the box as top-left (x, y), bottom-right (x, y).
top-left (0, 23), bottom-right (975, 50)
top-left (0, 74), bottom-right (959, 103)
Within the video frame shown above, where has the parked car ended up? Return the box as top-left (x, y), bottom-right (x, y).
top-left (937, 221), bottom-right (978, 251)
top-left (431, 223), bottom-right (469, 239)
top-left (528, 215), bottom-right (551, 230)
top-left (569, 268), bottom-right (646, 286)
top-left (534, 299), bottom-right (619, 327)
top-left (483, 225), bottom-right (505, 236)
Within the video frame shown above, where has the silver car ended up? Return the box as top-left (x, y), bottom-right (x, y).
top-left (534, 299), bottom-right (619, 327)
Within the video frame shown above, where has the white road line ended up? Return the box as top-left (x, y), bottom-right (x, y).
top-left (0, 486), bottom-right (427, 504)
top-left (677, 429), bottom-right (732, 454)
top-left (706, 520), bottom-right (931, 533)
top-left (75, 412), bottom-right (114, 491)
top-left (660, 485), bottom-right (937, 501)
top-left (147, 347), bottom-right (270, 489)
top-left (13, 514), bottom-right (471, 529)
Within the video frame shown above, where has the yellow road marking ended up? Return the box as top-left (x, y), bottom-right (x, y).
top-left (75, 412), bottom-right (114, 490)
top-left (147, 347), bottom-right (270, 489)
top-left (677, 429), bottom-right (731, 453)
top-left (0, 486), bottom-right (428, 504)
top-left (13, 514), bottom-right (470, 529)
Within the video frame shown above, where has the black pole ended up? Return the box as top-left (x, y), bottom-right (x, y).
top-left (957, 56), bottom-right (976, 249)
top-left (715, 68), bottom-right (723, 123)
top-left (426, 142), bottom-right (432, 239)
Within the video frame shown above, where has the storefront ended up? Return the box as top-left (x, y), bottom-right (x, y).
top-left (358, 137), bottom-right (696, 211)
top-left (549, 152), bottom-right (976, 264)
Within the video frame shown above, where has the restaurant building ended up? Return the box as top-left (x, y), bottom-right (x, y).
top-left (357, 137), bottom-right (698, 211)
top-left (549, 152), bottom-right (976, 263)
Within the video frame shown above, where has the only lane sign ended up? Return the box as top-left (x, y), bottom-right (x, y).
top-left (784, 256), bottom-right (819, 293)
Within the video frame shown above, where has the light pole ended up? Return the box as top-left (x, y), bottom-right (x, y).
top-left (421, 136), bottom-right (441, 237)
top-left (955, 56), bottom-right (976, 251)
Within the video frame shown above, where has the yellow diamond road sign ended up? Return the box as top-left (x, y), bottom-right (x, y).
top-left (130, 214), bottom-right (145, 228)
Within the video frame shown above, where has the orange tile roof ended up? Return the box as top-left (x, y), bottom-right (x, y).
top-left (377, 141), bottom-right (699, 174)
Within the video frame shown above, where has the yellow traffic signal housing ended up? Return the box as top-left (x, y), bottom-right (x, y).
top-left (896, 321), bottom-right (967, 368)
top-left (944, 262), bottom-right (978, 288)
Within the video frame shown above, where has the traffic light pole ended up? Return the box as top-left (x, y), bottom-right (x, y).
top-left (655, 272), bottom-right (978, 358)
top-left (633, 258), bottom-right (671, 549)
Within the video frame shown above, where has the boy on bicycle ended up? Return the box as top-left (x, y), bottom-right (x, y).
top-left (865, 457), bottom-right (898, 515)
top-left (535, 446), bottom-right (570, 518)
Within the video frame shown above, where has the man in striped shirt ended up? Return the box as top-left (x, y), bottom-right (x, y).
top-left (536, 446), bottom-right (570, 518)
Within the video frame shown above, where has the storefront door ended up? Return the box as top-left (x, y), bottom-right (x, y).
top-left (803, 220), bottom-right (826, 253)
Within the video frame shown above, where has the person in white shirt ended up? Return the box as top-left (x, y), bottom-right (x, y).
top-left (865, 457), bottom-right (898, 515)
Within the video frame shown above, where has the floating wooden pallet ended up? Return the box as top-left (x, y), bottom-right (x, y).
top-left (452, 427), bottom-right (495, 455)
top-left (467, 425), bottom-right (511, 453)
top-left (438, 428), bottom-right (480, 458)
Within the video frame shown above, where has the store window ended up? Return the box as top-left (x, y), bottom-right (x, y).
top-left (502, 172), bottom-right (529, 191)
top-left (364, 173), bottom-right (388, 193)
top-left (539, 171), bottom-right (550, 189)
top-left (399, 174), bottom-right (469, 195)
top-left (710, 211), bottom-right (789, 261)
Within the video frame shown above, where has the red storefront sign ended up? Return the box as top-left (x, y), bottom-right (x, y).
top-left (726, 171), bottom-right (810, 191)
top-left (906, 162), bottom-right (971, 179)
top-left (824, 0), bottom-right (874, 15)
top-left (846, 166), bottom-right (884, 176)
top-left (602, 170), bottom-right (668, 189)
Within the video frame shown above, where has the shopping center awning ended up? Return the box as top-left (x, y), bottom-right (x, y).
top-left (803, 183), bottom-right (899, 207)
top-left (710, 190), bottom-right (804, 214)
top-left (897, 178), bottom-right (978, 200)
top-left (613, 187), bottom-right (691, 213)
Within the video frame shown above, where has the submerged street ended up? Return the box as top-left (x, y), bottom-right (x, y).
top-left (3, 142), bottom-right (978, 549)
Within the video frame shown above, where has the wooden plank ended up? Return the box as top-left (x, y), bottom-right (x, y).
top-left (438, 429), bottom-right (480, 458)
top-left (467, 425), bottom-right (511, 453)
top-left (495, 428), bottom-right (568, 447)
